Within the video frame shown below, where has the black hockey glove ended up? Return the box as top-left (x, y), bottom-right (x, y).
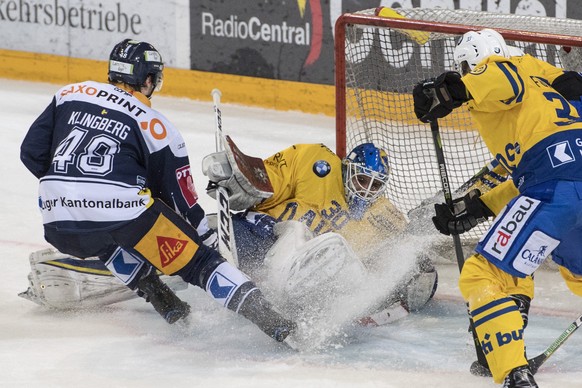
top-left (551, 71), bottom-right (582, 101)
top-left (432, 189), bottom-right (494, 236)
top-left (413, 71), bottom-right (469, 123)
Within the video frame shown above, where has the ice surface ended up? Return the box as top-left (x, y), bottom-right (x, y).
top-left (2, 79), bottom-right (582, 387)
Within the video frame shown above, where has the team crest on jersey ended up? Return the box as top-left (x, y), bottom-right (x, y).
top-left (470, 64), bottom-right (487, 75)
top-left (313, 160), bottom-right (331, 177)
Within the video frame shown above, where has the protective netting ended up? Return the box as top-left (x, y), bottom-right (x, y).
top-left (338, 8), bottom-right (582, 244)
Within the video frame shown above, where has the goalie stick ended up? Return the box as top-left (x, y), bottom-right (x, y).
top-left (211, 89), bottom-right (239, 267)
top-left (428, 118), bottom-right (491, 372)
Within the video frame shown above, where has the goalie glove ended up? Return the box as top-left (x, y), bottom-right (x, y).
top-left (413, 71), bottom-right (469, 123)
top-left (202, 150), bottom-right (272, 211)
top-left (432, 189), bottom-right (494, 236)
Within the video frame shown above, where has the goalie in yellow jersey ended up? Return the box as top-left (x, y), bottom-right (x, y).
top-left (413, 28), bottom-right (582, 387)
top-left (202, 142), bottom-right (438, 333)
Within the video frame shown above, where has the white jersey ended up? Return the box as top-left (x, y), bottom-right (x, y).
top-left (21, 81), bottom-right (206, 233)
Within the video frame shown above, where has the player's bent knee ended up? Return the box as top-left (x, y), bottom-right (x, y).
top-left (459, 254), bottom-right (503, 308)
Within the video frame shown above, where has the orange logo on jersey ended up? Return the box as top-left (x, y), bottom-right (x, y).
top-left (60, 83), bottom-right (99, 97)
top-left (157, 236), bottom-right (188, 267)
top-left (140, 118), bottom-right (167, 140)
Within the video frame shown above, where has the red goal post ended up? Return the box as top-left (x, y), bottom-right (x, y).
top-left (334, 8), bottom-right (582, 242)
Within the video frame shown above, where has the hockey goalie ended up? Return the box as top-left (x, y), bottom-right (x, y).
top-left (201, 138), bottom-right (439, 346)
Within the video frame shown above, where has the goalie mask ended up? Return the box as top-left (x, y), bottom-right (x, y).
top-left (343, 143), bottom-right (390, 218)
top-left (453, 29), bottom-right (510, 75)
top-left (108, 39), bottom-right (164, 97)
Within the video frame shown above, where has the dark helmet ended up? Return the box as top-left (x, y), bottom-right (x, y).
top-left (108, 39), bottom-right (164, 93)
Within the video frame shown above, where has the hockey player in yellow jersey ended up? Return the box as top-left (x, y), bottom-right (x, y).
top-left (251, 143), bottom-right (407, 251)
top-left (202, 141), bottom-right (438, 328)
top-left (413, 28), bottom-right (582, 387)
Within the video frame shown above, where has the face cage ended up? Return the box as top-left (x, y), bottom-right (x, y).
top-left (344, 162), bottom-right (389, 205)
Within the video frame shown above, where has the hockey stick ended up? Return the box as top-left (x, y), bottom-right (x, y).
top-left (455, 158), bottom-right (501, 194)
top-left (428, 118), bottom-right (491, 371)
top-left (211, 89), bottom-right (239, 267)
top-left (407, 157), bottom-right (506, 231)
top-left (528, 314), bottom-right (582, 374)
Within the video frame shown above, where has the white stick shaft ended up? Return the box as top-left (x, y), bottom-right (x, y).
top-left (210, 88), bottom-right (239, 267)
top-left (211, 89), bottom-right (224, 151)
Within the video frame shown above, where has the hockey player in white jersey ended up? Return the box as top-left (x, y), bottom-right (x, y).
top-left (20, 38), bottom-right (295, 342)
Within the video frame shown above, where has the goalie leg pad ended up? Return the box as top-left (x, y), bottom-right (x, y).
top-left (263, 221), bottom-right (367, 309)
top-left (19, 248), bottom-right (188, 310)
top-left (20, 249), bottom-right (136, 309)
top-left (399, 269), bottom-right (438, 312)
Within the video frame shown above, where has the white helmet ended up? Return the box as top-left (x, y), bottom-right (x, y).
top-left (453, 29), bottom-right (510, 74)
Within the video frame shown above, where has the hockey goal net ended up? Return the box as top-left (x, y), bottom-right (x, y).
top-left (335, 7), bottom-right (582, 248)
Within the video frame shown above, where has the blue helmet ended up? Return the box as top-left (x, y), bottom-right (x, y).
top-left (343, 143), bottom-right (390, 217)
top-left (108, 39), bottom-right (164, 95)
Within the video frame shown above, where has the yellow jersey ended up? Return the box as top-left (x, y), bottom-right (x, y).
top-left (253, 144), bottom-right (350, 234)
top-left (252, 144), bottom-right (407, 257)
top-left (462, 54), bottom-right (582, 193)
